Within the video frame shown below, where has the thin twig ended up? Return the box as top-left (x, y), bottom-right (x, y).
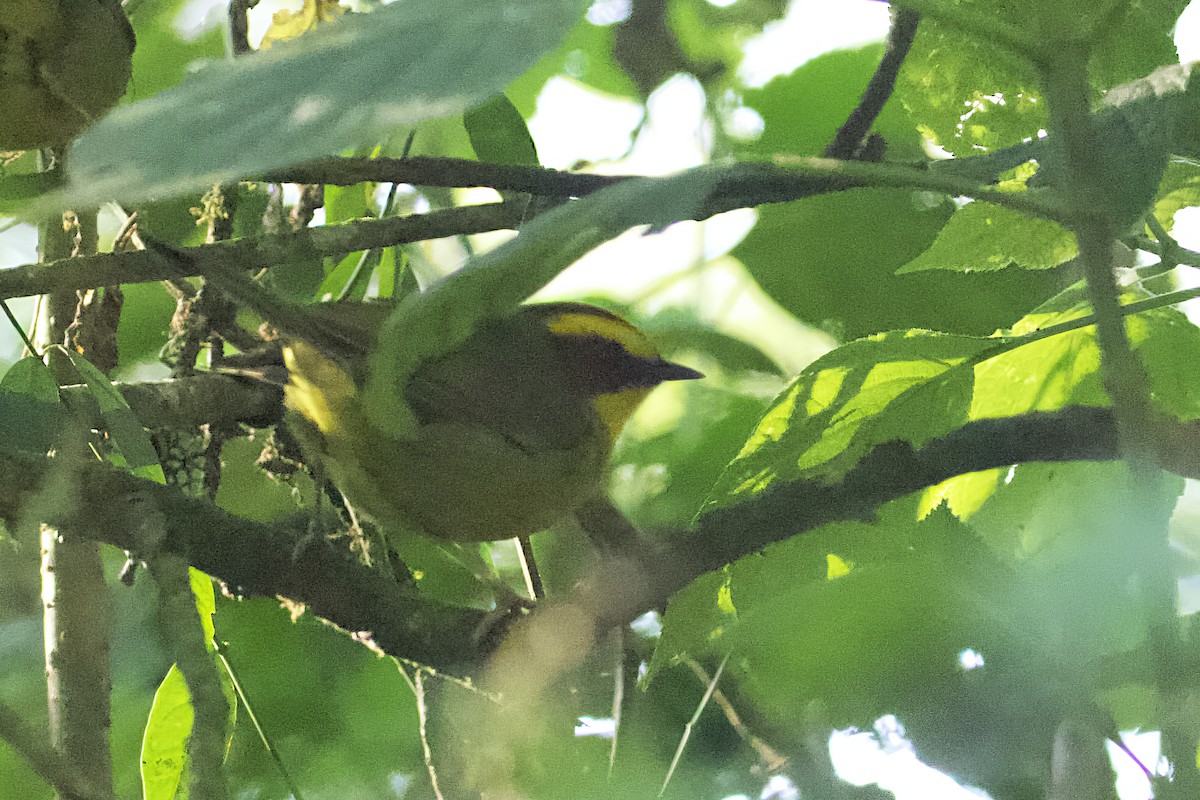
top-left (660, 655), bottom-right (727, 796)
top-left (228, 0), bottom-right (258, 56)
top-left (825, 7), bottom-right (920, 159)
top-left (1134, 234), bottom-right (1200, 268)
top-left (1, 300), bottom-right (39, 356)
top-left (215, 642), bottom-right (305, 800)
top-left (514, 536), bottom-right (544, 600)
top-left (609, 632), bottom-right (625, 775)
top-left (683, 658), bottom-right (788, 774)
top-left (0, 202), bottom-right (526, 301)
top-left (398, 665), bottom-right (446, 800)
top-left (264, 156), bottom-right (625, 195)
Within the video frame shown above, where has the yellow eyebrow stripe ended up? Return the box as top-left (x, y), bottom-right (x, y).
top-left (544, 309), bottom-right (659, 358)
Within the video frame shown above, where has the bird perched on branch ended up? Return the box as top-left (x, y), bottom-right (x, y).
top-left (182, 255), bottom-right (702, 545)
top-left (278, 298), bottom-right (702, 542)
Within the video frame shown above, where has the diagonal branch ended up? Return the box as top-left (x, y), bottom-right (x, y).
top-left (0, 701), bottom-right (112, 800)
top-left (264, 156), bottom-right (627, 195)
top-left (0, 202), bottom-right (527, 302)
top-left (8, 405), bottom-right (1196, 673)
top-left (0, 162), bottom-right (1066, 303)
top-left (825, 7), bottom-right (921, 160)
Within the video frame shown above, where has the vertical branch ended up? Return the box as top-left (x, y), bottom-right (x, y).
top-left (228, 0), bottom-right (257, 57)
top-left (37, 149), bottom-right (114, 798)
top-left (1038, 38), bottom-right (1197, 795)
top-left (144, 551), bottom-right (230, 800)
top-left (1040, 45), bottom-right (1153, 456)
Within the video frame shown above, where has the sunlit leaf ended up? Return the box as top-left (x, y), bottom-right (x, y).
top-left (68, 0), bottom-right (588, 204)
top-left (898, 200), bottom-right (1077, 273)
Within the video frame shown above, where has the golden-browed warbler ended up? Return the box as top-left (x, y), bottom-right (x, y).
top-left (215, 290), bottom-right (702, 542)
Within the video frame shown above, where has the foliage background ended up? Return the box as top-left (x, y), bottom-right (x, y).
top-left (4, 1), bottom-right (1200, 798)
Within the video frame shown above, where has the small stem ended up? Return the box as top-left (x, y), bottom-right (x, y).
top-left (397, 666), bottom-right (445, 800)
top-left (1134, 234), bottom-right (1200, 268)
top-left (1145, 215), bottom-right (1184, 269)
top-left (145, 554), bottom-right (229, 800)
top-left (772, 156), bottom-right (1070, 222)
top-left (1, 300), bottom-right (39, 356)
top-left (826, 7), bottom-right (920, 160)
top-left (1041, 42), bottom-right (1154, 456)
top-left (214, 643), bottom-right (304, 800)
top-left (1040, 33), bottom-right (1196, 792)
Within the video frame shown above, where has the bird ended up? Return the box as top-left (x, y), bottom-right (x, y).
top-left (203, 276), bottom-right (702, 543)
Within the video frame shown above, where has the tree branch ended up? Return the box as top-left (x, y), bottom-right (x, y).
top-left (0, 202), bottom-right (527, 301)
top-left (59, 374), bottom-right (282, 430)
top-left (264, 156), bottom-right (626, 196)
top-left (7, 405), bottom-right (1192, 675)
top-left (0, 448), bottom-right (495, 671)
top-left (0, 701), bottom-right (112, 800)
top-left (0, 162), bottom-right (1066, 303)
top-left (825, 7), bottom-right (921, 160)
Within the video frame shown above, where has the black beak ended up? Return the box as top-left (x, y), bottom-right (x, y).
top-left (654, 359), bottom-right (704, 382)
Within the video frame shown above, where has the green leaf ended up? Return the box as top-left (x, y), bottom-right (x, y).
top-left (0, 357), bottom-right (65, 454)
top-left (373, 248), bottom-right (405, 299)
top-left (1153, 159), bottom-right (1200, 228)
top-left (706, 329), bottom-right (992, 504)
top-left (704, 278), bottom-right (1200, 521)
top-left (724, 508), bottom-right (1007, 724)
top-left (314, 249), bottom-right (380, 302)
top-left (66, 0), bottom-right (588, 205)
top-left (1, 355), bottom-right (58, 402)
top-left (897, 13), bottom-right (1044, 156)
top-left (141, 665), bottom-right (192, 800)
top-left (191, 569), bottom-right (217, 649)
top-left (933, 62), bottom-right (1200, 190)
top-left (65, 351), bottom-right (165, 483)
top-left (646, 569), bottom-right (732, 681)
top-left (324, 182), bottom-right (377, 226)
top-left (1076, 0), bottom-right (1187, 91)
top-left (0, 172), bottom-right (60, 213)
top-left (896, 0), bottom-right (1186, 156)
top-left (464, 94), bottom-right (540, 166)
top-left (898, 200), bottom-right (1077, 273)
top-left (734, 189), bottom-right (1068, 338)
top-left (1091, 91), bottom-right (1177, 227)
top-left (389, 534), bottom-right (499, 608)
